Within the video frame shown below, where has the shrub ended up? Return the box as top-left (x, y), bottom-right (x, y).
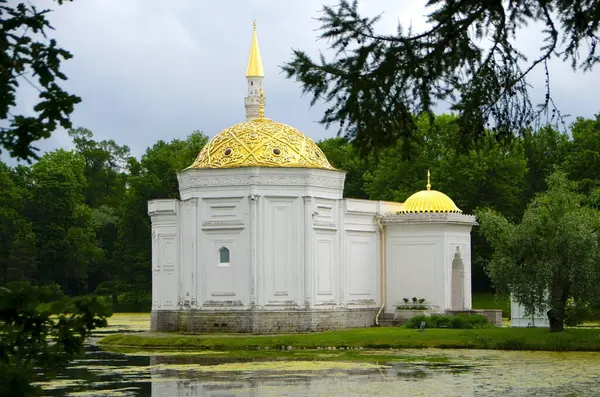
top-left (404, 314), bottom-right (492, 329)
top-left (564, 299), bottom-right (596, 326)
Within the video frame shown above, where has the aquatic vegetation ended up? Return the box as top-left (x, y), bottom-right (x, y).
top-left (100, 347), bottom-right (452, 365)
top-left (99, 326), bottom-right (600, 352)
top-left (153, 361), bottom-right (383, 372)
top-left (92, 313), bottom-right (150, 336)
top-left (38, 347), bottom-right (600, 396)
top-left (66, 386), bottom-right (140, 396)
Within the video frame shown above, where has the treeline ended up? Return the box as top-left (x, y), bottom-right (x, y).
top-left (0, 115), bottom-right (599, 308)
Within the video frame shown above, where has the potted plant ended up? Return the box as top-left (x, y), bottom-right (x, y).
top-left (394, 296), bottom-right (430, 321)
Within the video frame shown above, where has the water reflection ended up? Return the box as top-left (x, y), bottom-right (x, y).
top-left (149, 366), bottom-right (474, 397)
top-left (40, 347), bottom-right (600, 397)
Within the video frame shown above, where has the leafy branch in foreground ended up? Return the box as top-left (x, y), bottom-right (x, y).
top-left (283, 0), bottom-right (600, 157)
top-left (0, 282), bottom-right (111, 397)
top-left (0, 0), bottom-right (81, 161)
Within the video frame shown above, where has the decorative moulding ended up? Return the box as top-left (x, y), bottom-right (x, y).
top-left (201, 219), bottom-right (245, 231)
top-left (178, 172), bottom-right (345, 191)
top-left (381, 212), bottom-right (477, 225)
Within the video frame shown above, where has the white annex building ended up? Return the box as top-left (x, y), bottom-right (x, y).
top-left (147, 23), bottom-right (512, 333)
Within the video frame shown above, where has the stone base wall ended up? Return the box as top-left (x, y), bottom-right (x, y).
top-left (151, 310), bottom-right (179, 332)
top-left (151, 308), bottom-right (377, 333)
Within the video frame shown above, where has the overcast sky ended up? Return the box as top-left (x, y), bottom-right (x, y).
top-left (5, 0), bottom-right (600, 166)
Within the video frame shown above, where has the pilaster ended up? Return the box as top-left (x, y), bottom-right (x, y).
top-left (249, 193), bottom-right (260, 307)
top-left (303, 196), bottom-right (313, 308)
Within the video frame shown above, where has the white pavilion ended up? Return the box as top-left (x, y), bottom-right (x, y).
top-left (146, 23), bottom-right (511, 333)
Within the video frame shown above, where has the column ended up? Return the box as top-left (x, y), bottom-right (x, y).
top-left (249, 194), bottom-right (260, 307)
top-left (303, 196), bottom-right (313, 308)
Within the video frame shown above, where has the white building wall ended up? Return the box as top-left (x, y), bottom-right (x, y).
top-left (385, 225), bottom-right (446, 313)
top-left (341, 199), bottom-right (397, 309)
top-left (148, 199), bottom-right (180, 311)
top-left (511, 298), bottom-right (550, 328)
top-left (311, 197), bottom-right (340, 307)
top-left (261, 195), bottom-right (304, 307)
top-left (152, 167), bottom-right (478, 322)
top-left (174, 167), bottom-right (348, 312)
top-left (199, 195), bottom-right (250, 308)
top-left (179, 198), bottom-right (198, 308)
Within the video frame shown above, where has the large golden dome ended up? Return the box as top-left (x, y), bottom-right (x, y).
top-left (399, 171), bottom-right (462, 214)
top-left (187, 117), bottom-right (334, 170)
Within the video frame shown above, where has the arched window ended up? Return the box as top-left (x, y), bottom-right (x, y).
top-left (219, 247), bottom-right (230, 264)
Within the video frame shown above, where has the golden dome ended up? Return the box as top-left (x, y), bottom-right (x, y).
top-left (187, 117), bottom-right (334, 170)
top-left (399, 170), bottom-right (462, 214)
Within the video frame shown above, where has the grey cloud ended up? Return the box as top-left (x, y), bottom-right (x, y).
top-left (3, 0), bottom-right (599, 166)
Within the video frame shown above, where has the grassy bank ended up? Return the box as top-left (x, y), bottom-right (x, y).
top-left (99, 327), bottom-right (600, 352)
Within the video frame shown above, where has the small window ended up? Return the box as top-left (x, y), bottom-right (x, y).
top-left (251, 81), bottom-right (254, 86)
top-left (219, 247), bottom-right (230, 264)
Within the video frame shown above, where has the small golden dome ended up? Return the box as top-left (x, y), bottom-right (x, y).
top-left (399, 170), bottom-right (462, 213)
top-left (187, 117), bottom-right (334, 170)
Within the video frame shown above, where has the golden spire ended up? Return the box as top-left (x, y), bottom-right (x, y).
top-left (259, 88), bottom-right (265, 119)
top-left (246, 21), bottom-right (264, 77)
top-left (426, 169), bottom-right (431, 191)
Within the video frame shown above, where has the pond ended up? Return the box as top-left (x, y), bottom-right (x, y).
top-left (36, 346), bottom-right (600, 396)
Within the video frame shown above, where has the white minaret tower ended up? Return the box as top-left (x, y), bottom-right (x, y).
top-left (245, 21), bottom-right (265, 121)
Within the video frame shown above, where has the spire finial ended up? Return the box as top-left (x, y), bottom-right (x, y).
top-left (259, 88), bottom-right (265, 119)
top-left (426, 169), bottom-right (431, 191)
top-left (246, 21), bottom-right (264, 77)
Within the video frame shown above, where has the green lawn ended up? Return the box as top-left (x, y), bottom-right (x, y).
top-left (99, 326), bottom-right (600, 352)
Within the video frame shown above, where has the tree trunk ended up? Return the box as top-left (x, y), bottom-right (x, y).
top-left (547, 308), bottom-right (564, 332)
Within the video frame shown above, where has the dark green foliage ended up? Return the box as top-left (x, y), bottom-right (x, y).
top-left (110, 131), bottom-right (208, 299)
top-left (0, 282), bottom-right (111, 396)
top-left (404, 314), bottom-right (493, 329)
top-left (283, 0), bottom-right (600, 157)
top-left (477, 171), bottom-right (600, 332)
top-left (1, 0), bottom-right (81, 161)
top-left (564, 301), bottom-right (596, 327)
top-left (318, 137), bottom-right (372, 198)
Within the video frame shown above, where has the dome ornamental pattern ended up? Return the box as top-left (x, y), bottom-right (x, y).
top-left (399, 170), bottom-right (462, 214)
top-left (187, 118), bottom-right (334, 170)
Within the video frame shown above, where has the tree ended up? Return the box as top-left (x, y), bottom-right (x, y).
top-left (283, 0), bottom-right (600, 156)
top-left (477, 171), bottom-right (600, 332)
top-left (0, 282), bottom-right (110, 397)
top-left (521, 125), bottom-right (571, 201)
top-left (563, 114), bottom-right (600, 194)
top-left (68, 127), bottom-right (131, 208)
top-left (27, 150), bottom-right (101, 294)
top-left (108, 132), bottom-right (208, 302)
top-left (66, 128), bottom-right (131, 293)
top-left (0, 162), bottom-right (36, 285)
top-left (1, 0), bottom-right (81, 161)
top-left (318, 137), bottom-right (371, 198)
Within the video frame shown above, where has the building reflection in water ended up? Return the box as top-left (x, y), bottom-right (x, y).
top-left (148, 356), bottom-right (475, 397)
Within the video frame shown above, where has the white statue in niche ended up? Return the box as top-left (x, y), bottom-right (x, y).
top-left (451, 247), bottom-right (465, 311)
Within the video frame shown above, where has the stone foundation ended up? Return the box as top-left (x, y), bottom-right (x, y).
top-left (151, 308), bottom-right (378, 333)
top-left (150, 310), bottom-right (179, 332)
